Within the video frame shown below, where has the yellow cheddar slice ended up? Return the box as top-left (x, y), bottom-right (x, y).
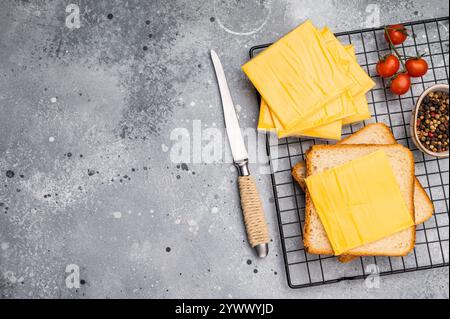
top-left (277, 91), bottom-right (356, 138)
top-left (257, 99), bottom-right (277, 131)
top-left (321, 28), bottom-right (375, 97)
top-left (321, 29), bottom-right (374, 125)
top-left (243, 20), bottom-right (353, 131)
top-left (257, 38), bottom-right (373, 139)
top-left (258, 99), bottom-right (342, 140)
top-left (305, 150), bottom-right (414, 255)
top-left (342, 94), bottom-right (371, 125)
top-left (301, 120), bottom-right (342, 140)
top-left (277, 29), bottom-right (375, 134)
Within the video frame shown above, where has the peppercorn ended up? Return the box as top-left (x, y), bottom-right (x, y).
top-left (416, 90), bottom-right (449, 153)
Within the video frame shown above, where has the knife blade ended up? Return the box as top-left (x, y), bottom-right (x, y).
top-left (210, 50), bottom-right (248, 162)
top-left (210, 49), bottom-right (270, 258)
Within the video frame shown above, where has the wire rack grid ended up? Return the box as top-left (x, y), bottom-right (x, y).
top-left (249, 17), bottom-right (449, 289)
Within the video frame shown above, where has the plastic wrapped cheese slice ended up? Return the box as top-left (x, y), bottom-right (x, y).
top-left (243, 20), bottom-right (353, 131)
top-left (258, 40), bottom-right (373, 138)
top-left (277, 91), bottom-right (356, 138)
top-left (342, 94), bottom-right (371, 125)
top-left (305, 150), bottom-right (414, 255)
top-left (258, 100), bottom-right (343, 140)
top-left (321, 28), bottom-right (375, 97)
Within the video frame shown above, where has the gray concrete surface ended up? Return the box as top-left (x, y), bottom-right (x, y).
top-left (0, 0), bottom-right (448, 299)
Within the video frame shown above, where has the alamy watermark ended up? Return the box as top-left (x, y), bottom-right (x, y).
top-left (364, 4), bottom-right (381, 28)
top-left (65, 4), bottom-right (81, 29)
top-left (364, 264), bottom-right (381, 289)
top-left (168, 120), bottom-right (278, 174)
top-left (65, 264), bottom-right (80, 289)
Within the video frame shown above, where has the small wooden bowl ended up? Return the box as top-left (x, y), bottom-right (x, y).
top-left (410, 84), bottom-right (449, 158)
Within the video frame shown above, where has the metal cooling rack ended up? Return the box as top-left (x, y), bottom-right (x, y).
top-left (249, 17), bottom-right (449, 289)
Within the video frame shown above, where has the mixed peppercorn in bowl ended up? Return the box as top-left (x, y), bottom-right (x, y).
top-left (411, 84), bottom-right (449, 158)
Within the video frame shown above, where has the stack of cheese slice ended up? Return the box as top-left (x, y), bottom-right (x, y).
top-left (242, 20), bottom-right (375, 140)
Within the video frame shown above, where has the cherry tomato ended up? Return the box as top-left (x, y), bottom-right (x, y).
top-left (376, 54), bottom-right (400, 78)
top-left (384, 24), bottom-right (408, 45)
top-left (390, 73), bottom-right (411, 95)
top-left (406, 57), bottom-right (428, 77)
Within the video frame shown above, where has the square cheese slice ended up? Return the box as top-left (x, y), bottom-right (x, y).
top-left (243, 20), bottom-right (353, 130)
top-left (321, 28), bottom-right (375, 97)
top-left (257, 37), bottom-right (373, 138)
top-left (277, 91), bottom-right (356, 138)
top-left (305, 150), bottom-right (414, 255)
top-left (258, 98), bottom-right (342, 140)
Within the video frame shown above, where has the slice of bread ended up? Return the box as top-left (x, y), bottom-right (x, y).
top-left (292, 162), bottom-right (307, 190)
top-left (304, 144), bottom-right (416, 256)
top-left (292, 123), bottom-right (434, 225)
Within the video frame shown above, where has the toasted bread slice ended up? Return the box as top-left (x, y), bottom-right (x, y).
top-left (292, 123), bottom-right (434, 225)
top-left (304, 144), bottom-right (416, 256)
top-left (293, 123), bottom-right (434, 263)
top-left (292, 162), bottom-right (307, 190)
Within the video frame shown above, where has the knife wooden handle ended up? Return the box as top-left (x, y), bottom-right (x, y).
top-left (238, 175), bottom-right (270, 247)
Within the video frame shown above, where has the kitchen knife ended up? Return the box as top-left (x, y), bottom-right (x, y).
top-left (210, 49), bottom-right (270, 258)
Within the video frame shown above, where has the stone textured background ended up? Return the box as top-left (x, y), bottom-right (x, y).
top-left (0, 0), bottom-right (448, 298)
